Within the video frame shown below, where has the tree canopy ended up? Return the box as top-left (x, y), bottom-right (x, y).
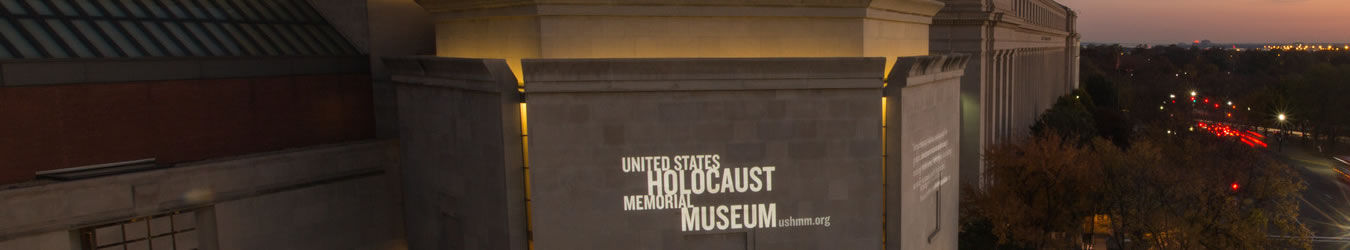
top-left (965, 129), bottom-right (1311, 249)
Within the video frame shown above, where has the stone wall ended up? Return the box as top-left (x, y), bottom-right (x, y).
top-left (214, 174), bottom-right (401, 250)
top-left (522, 58), bottom-right (886, 250)
top-left (388, 57), bottom-right (527, 250)
top-left (0, 141), bottom-right (402, 250)
top-left (884, 55), bottom-right (968, 250)
top-left (421, 0), bottom-right (941, 81)
top-left (930, 0), bottom-right (1078, 188)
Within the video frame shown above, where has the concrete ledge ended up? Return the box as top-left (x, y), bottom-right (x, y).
top-left (887, 54), bottom-right (970, 88)
top-left (0, 56), bottom-right (369, 86)
top-left (431, 4), bottom-right (934, 24)
top-left (384, 56), bottom-right (517, 93)
top-left (523, 57), bottom-right (886, 93)
top-left (418, 0), bottom-right (879, 13)
top-left (421, 0), bottom-right (942, 19)
top-left (0, 140), bottom-right (397, 241)
top-left (526, 79), bottom-right (880, 93)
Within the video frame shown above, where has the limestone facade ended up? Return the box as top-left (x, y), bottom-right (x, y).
top-left (416, 0), bottom-right (946, 79)
top-left (885, 55), bottom-right (968, 250)
top-left (395, 1), bottom-right (990, 249)
top-left (523, 57), bottom-right (886, 249)
top-left (929, 0), bottom-right (1080, 187)
top-left (389, 54), bottom-right (971, 250)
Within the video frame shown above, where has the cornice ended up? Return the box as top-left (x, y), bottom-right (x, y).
top-left (427, 2), bottom-right (938, 24)
top-left (868, 0), bottom-right (946, 17)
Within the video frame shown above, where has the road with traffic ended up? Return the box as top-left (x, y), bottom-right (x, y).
top-left (1274, 143), bottom-right (1350, 249)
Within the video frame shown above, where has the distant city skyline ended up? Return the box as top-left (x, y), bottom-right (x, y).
top-left (1058, 0), bottom-right (1350, 44)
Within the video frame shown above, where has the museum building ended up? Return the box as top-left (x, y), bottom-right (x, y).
top-left (0, 0), bottom-right (1077, 249)
top-left (930, 0), bottom-right (1081, 186)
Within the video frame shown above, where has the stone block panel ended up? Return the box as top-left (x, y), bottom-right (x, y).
top-left (884, 55), bottom-right (968, 250)
top-left (524, 57), bottom-right (884, 250)
top-left (390, 56), bottom-right (527, 250)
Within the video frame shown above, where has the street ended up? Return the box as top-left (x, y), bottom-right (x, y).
top-left (1274, 143), bottom-right (1350, 249)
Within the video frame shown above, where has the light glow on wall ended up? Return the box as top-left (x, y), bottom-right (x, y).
top-left (520, 102), bottom-right (534, 249)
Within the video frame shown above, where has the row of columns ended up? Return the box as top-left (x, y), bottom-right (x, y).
top-left (981, 47), bottom-right (1072, 154)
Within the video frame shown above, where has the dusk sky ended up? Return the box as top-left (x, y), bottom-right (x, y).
top-left (1056, 0), bottom-right (1350, 44)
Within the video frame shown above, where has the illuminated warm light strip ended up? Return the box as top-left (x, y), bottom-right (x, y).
top-left (1195, 122), bottom-right (1267, 148)
top-left (520, 102), bottom-right (534, 250)
top-left (879, 96), bottom-right (888, 248)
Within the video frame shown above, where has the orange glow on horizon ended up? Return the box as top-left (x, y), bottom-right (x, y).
top-left (1059, 0), bottom-right (1350, 43)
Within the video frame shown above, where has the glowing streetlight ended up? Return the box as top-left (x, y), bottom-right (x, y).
top-left (1190, 91), bottom-right (1197, 97)
top-left (1169, 94), bottom-right (1176, 99)
top-left (1226, 101), bottom-right (1233, 106)
top-left (1160, 106), bottom-right (1165, 110)
top-left (1278, 114), bottom-right (1287, 122)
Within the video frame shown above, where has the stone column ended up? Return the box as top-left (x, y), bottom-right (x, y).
top-left (1010, 49), bottom-right (1022, 139)
top-left (1035, 50), bottom-right (1046, 116)
top-left (994, 50), bottom-right (1003, 146)
top-left (1004, 49), bottom-right (1014, 142)
top-left (985, 50), bottom-right (998, 152)
top-left (991, 50), bottom-right (1001, 147)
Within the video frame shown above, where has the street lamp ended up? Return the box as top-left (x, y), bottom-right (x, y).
top-left (1190, 91), bottom-right (1197, 97)
top-left (1170, 94), bottom-right (1176, 99)
top-left (1276, 113), bottom-right (1288, 152)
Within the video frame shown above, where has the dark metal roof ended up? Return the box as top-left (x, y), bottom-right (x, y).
top-left (0, 0), bottom-right (358, 60)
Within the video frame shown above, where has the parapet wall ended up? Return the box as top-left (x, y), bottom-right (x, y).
top-left (0, 141), bottom-right (401, 250)
top-left (885, 55), bottom-right (968, 250)
top-left (386, 56), bottom-right (528, 250)
top-left (524, 57), bottom-right (886, 249)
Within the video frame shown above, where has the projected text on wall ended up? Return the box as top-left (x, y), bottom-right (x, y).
top-left (619, 154), bottom-right (831, 232)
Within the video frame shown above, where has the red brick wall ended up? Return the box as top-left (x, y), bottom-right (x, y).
top-left (0, 74), bottom-right (374, 184)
